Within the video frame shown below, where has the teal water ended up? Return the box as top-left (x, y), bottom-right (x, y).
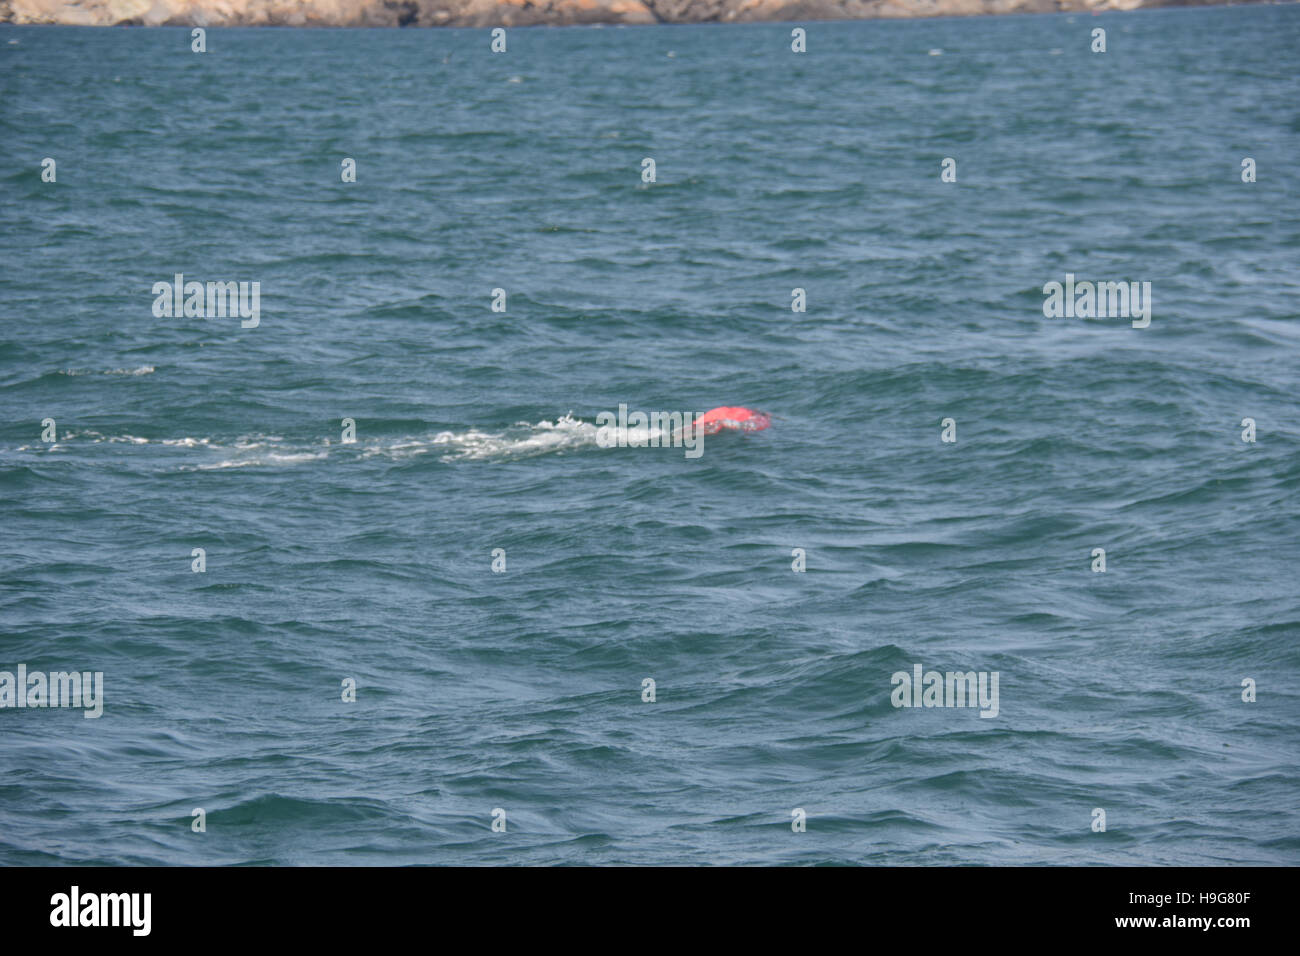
top-left (1, 7), bottom-right (1298, 865)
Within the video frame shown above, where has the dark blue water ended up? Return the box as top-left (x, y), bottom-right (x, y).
top-left (1, 7), bottom-right (1298, 865)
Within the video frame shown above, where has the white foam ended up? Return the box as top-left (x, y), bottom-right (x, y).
top-left (57, 366), bottom-right (155, 377)
top-left (189, 451), bottom-right (328, 471)
top-left (430, 414), bottom-right (601, 461)
top-left (13, 418), bottom-right (654, 466)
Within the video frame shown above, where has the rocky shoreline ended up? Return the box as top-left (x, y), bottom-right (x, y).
top-left (0, 0), bottom-right (1252, 30)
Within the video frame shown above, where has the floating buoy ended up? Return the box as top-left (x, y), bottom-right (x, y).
top-left (696, 406), bottom-right (772, 435)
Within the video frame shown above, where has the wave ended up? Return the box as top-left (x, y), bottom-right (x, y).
top-left (427, 414), bottom-right (637, 462)
top-left (56, 366), bottom-right (156, 377)
top-left (8, 416), bottom-right (694, 467)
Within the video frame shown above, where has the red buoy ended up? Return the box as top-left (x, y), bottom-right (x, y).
top-left (695, 406), bottom-right (772, 435)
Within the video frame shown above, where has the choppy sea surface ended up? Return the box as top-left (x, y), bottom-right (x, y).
top-left (1, 7), bottom-right (1298, 865)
